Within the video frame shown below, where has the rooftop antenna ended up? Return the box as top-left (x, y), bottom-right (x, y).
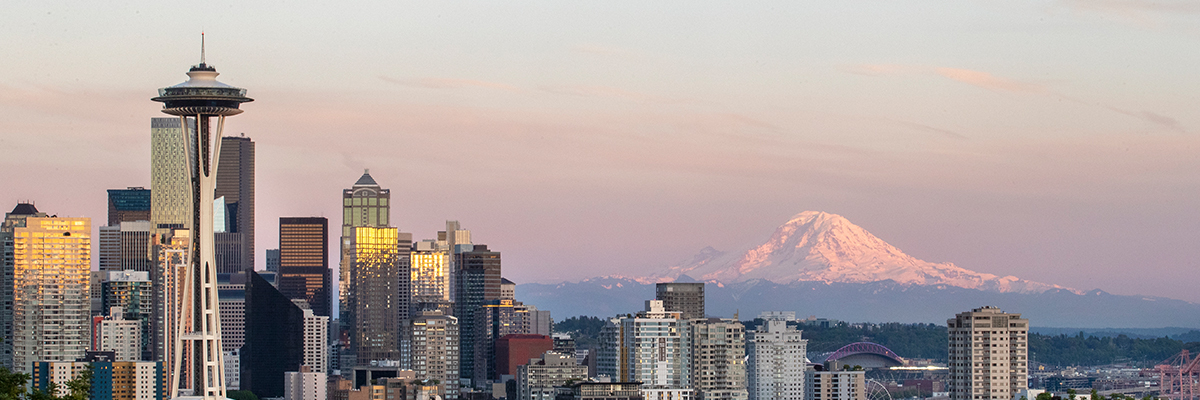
top-left (200, 32), bottom-right (206, 65)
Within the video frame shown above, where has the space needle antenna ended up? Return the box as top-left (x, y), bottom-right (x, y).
top-left (200, 32), bottom-right (206, 65)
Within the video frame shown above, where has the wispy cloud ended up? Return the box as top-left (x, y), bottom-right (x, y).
top-left (889, 120), bottom-right (968, 140)
top-left (838, 64), bottom-right (911, 77)
top-left (842, 64), bottom-right (1186, 133)
top-left (378, 76), bottom-right (523, 92)
top-left (1060, 0), bottom-right (1200, 15)
top-left (539, 84), bottom-right (688, 104)
top-left (571, 44), bottom-right (642, 60)
top-left (1105, 106), bottom-right (1186, 132)
top-left (934, 68), bottom-right (1046, 94)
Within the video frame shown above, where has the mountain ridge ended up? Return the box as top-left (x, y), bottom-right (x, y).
top-left (640, 211), bottom-right (1079, 294)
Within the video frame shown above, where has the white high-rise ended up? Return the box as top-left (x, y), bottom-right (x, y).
top-left (98, 306), bottom-right (143, 361)
top-left (747, 320), bottom-right (807, 400)
top-left (947, 306), bottom-right (1029, 400)
top-left (303, 309), bottom-right (329, 374)
top-left (598, 300), bottom-right (692, 390)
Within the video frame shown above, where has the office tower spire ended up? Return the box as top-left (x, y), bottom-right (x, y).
top-left (152, 45), bottom-right (253, 400)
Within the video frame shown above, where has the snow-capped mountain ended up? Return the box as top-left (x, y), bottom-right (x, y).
top-left (645, 211), bottom-right (1077, 294)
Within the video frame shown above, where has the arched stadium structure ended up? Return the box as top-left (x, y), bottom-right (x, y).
top-left (818, 342), bottom-right (905, 369)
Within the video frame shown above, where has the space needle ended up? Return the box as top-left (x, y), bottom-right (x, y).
top-left (151, 34), bottom-right (252, 400)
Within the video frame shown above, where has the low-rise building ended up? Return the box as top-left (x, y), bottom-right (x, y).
top-left (517, 352), bottom-right (588, 400)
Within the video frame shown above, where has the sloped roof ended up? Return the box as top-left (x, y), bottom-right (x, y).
top-left (9, 203), bottom-right (39, 215)
top-left (354, 169), bottom-right (378, 186)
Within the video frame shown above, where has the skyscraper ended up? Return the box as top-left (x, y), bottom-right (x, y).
top-left (405, 311), bottom-right (460, 399)
top-left (339, 170), bottom-right (391, 333)
top-left (1, 203), bottom-right (48, 369)
top-left (656, 283), bottom-right (705, 320)
top-left (214, 135), bottom-right (255, 273)
top-left (473, 299), bottom-right (530, 388)
top-left (243, 271), bottom-right (305, 399)
top-left (150, 117), bottom-right (193, 233)
top-left (351, 226), bottom-right (411, 366)
top-left (454, 244), bottom-right (501, 385)
top-left (279, 217), bottom-right (332, 317)
top-left (411, 239), bottom-right (451, 315)
top-left (690, 319), bottom-right (747, 400)
top-left (108, 187), bottom-right (152, 226)
top-left (101, 270), bottom-right (154, 361)
top-left (2, 207), bottom-right (91, 373)
top-left (947, 306), bottom-right (1029, 400)
top-left (98, 221), bottom-right (153, 272)
top-left (746, 320), bottom-right (807, 400)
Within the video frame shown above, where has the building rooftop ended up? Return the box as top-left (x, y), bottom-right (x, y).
top-left (354, 169), bottom-right (379, 186)
top-left (9, 203), bottom-right (38, 215)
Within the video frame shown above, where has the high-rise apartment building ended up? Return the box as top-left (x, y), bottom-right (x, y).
top-left (150, 229), bottom-right (188, 377)
top-left (411, 239), bottom-right (451, 313)
top-left (598, 301), bottom-right (692, 391)
top-left (99, 221), bottom-right (153, 272)
top-left (340, 171), bottom-right (391, 333)
top-left (150, 117), bottom-right (193, 233)
top-left (747, 320), bottom-right (807, 400)
top-left (473, 299), bottom-right (531, 388)
top-left (405, 311), bottom-right (460, 399)
top-left (304, 309), bottom-right (330, 374)
top-left (454, 244), bottom-right (501, 385)
top-left (107, 187), bottom-right (152, 226)
top-left (101, 270), bottom-right (154, 360)
top-left (3, 209), bottom-right (91, 373)
top-left (1, 204), bottom-right (48, 369)
top-left (352, 227), bottom-right (411, 366)
top-left (218, 273), bottom-right (247, 353)
top-left (947, 306), bottom-right (1029, 400)
top-left (98, 307), bottom-right (144, 362)
top-left (690, 319), bottom-right (747, 400)
top-left (656, 283), bottom-right (705, 320)
top-left (214, 135), bottom-right (255, 273)
top-left (280, 217), bottom-right (332, 317)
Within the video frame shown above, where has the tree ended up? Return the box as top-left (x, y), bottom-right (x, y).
top-left (227, 390), bottom-right (260, 400)
top-left (62, 364), bottom-right (91, 400)
top-left (1037, 392), bottom-right (1053, 400)
top-left (0, 366), bottom-right (28, 400)
top-left (1091, 389), bottom-right (1100, 400)
top-left (1069, 389), bottom-right (1077, 400)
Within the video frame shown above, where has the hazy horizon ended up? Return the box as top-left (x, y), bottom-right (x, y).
top-left (1, 2), bottom-right (1197, 303)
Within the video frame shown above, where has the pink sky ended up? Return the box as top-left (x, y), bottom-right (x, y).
top-left (1, 1), bottom-right (1197, 302)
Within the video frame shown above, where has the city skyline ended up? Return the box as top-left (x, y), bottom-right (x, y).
top-left (0, 2), bottom-right (1197, 304)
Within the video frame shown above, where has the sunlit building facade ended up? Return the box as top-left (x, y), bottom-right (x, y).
top-left (352, 226), bottom-right (411, 366)
top-left (280, 217), bottom-right (332, 317)
top-left (9, 215), bottom-right (91, 373)
top-left (411, 242), bottom-right (451, 309)
top-left (339, 170), bottom-right (391, 338)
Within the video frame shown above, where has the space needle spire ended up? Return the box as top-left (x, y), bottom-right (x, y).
top-left (152, 34), bottom-right (252, 400)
